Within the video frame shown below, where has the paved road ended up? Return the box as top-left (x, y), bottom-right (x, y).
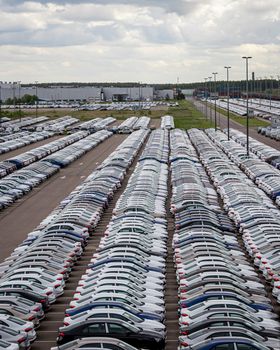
top-left (194, 100), bottom-right (280, 150)
top-left (151, 118), bottom-right (161, 128)
top-left (0, 135), bottom-right (63, 161)
top-left (0, 134), bottom-right (127, 262)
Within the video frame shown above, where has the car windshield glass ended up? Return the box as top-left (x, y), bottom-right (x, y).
top-left (2, 327), bottom-right (18, 335)
top-left (123, 312), bottom-right (141, 323)
top-left (71, 311), bottom-right (88, 320)
top-left (14, 306), bottom-right (28, 314)
top-left (9, 316), bottom-right (26, 325)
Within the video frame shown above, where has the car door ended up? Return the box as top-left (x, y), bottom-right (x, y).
top-left (84, 322), bottom-right (106, 337)
top-left (107, 322), bottom-right (131, 343)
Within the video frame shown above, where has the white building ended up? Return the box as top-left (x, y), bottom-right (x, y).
top-left (0, 82), bottom-right (176, 103)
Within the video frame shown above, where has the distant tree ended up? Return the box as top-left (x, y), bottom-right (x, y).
top-left (20, 94), bottom-right (38, 104)
top-left (5, 98), bottom-right (14, 105)
top-left (176, 89), bottom-right (185, 100)
top-left (5, 94), bottom-right (38, 105)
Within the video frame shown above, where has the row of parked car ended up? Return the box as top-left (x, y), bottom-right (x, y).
top-left (0, 117), bottom-right (49, 133)
top-left (0, 130), bottom-right (112, 210)
top-left (116, 116), bottom-right (150, 133)
top-left (228, 128), bottom-right (280, 168)
top-left (0, 131), bottom-right (31, 143)
top-left (160, 115), bottom-right (174, 130)
top-left (204, 129), bottom-right (280, 304)
top-left (117, 116), bottom-right (139, 133)
top-left (190, 128), bottom-right (280, 307)
top-left (37, 116), bottom-right (79, 132)
top-left (69, 117), bottom-right (116, 132)
top-left (206, 129), bottom-right (280, 205)
top-left (258, 126), bottom-right (280, 141)
top-left (0, 131), bottom-right (90, 178)
top-left (78, 118), bottom-right (105, 131)
top-left (0, 129), bottom-right (149, 349)
top-left (52, 129), bottom-right (168, 350)
top-left (169, 129), bottom-right (280, 350)
top-left (0, 131), bottom-right (54, 155)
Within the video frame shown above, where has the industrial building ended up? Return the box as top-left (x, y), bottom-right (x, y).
top-left (0, 82), bottom-right (174, 103)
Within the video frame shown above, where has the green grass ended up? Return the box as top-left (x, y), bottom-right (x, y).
top-left (211, 105), bottom-right (270, 128)
top-left (169, 100), bottom-right (214, 129)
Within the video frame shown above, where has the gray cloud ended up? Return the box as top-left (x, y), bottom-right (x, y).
top-left (0, 0), bottom-right (280, 82)
top-left (0, 0), bottom-right (202, 15)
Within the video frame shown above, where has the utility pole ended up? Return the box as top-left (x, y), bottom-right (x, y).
top-left (18, 81), bottom-right (21, 123)
top-left (242, 56), bottom-right (252, 157)
top-left (0, 83), bottom-right (2, 126)
top-left (204, 78), bottom-right (208, 119)
top-left (35, 81), bottom-right (38, 119)
top-left (212, 72), bottom-right (218, 130)
top-left (12, 82), bottom-right (16, 111)
top-left (224, 66), bottom-right (231, 140)
top-left (270, 76), bottom-right (273, 109)
top-left (208, 76), bottom-right (212, 123)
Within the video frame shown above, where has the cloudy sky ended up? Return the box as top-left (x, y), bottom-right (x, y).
top-left (0, 0), bottom-right (280, 83)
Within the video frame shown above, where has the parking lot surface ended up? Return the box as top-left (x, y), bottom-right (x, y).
top-left (0, 135), bottom-right (63, 161)
top-left (0, 134), bottom-right (127, 261)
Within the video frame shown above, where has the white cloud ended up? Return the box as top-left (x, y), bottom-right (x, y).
top-left (0, 0), bottom-right (279, 82)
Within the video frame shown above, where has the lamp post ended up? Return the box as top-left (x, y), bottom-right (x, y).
top-left (242, 56), bottom-right (252, 157)
top-left (224, 66), bottom-right (231, 140)
top-left (212, 72), bottom-right (218, 130)
top-left (257, 77), bottom-right (262, 105)
top-left (12, 82), bottom-right (16, 111)
top-left (18, 81), bottom-right (21, 123)
top-left (0, 83), bottom-right (2, 126)
top-left (277, 75), bottom-right (280, 101)
top-left (138, 82), bottom-right (141, 111)
top-left (264, 76), bottom-right (268, 101)
top-left (204, 78), bottom-right (208, 119)
top-left (35, 81), bottom-right (38, 119)
top-left (270, 76), bottom-right (273, 109)
top-left (208, 76), bottom-right (212, 123)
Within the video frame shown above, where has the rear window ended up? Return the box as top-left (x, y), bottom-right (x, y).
top-left (0, 340), bottom-right (10, 347)
top-left (8, 316), bottom-right (26, 325)
top-left (71, 311), bottom-right (88, 320)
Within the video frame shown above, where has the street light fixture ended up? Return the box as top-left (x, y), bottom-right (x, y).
top-left (204, 78), bottom-right (208, 119)
top-left (270, 76), bottom-right (273, 110)
top-left (18, 81), bottom-right (21, 123)
top-left (257, 77), bottom-right (262, 105)
top-left (224, 66), bottom-right (231, 140)
top-left (12, 82), bottom-right (16, 111)
top-left (277, 75), bottom-right (280, 101)
top-left (212, 72), bottom-right (218, 130)
top-left (242, 56), bottom-right (252, 157)
top-left (35, 81), bottom-right (38, 119)
top-left (0, 83), bottom-right (2, 125)
top-left (208, 76), bottom-right (212, 123)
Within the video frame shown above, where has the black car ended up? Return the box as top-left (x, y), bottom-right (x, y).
top-left (0, 288), bottom-right (50, 311)
top-left (57, 318), bottom-right (165, 350)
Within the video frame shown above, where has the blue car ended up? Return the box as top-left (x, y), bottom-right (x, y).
top-left (180, 337), bottom-right (271, 350)
top-left (179, 292), bottom-right (272, 311)
top-left (65, 301), bottom-right (163, 321)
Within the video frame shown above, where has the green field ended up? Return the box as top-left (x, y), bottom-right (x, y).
top-left (170, 100), bottom-right (214, 129)
top-left (210, 104), bottom-right (270, 128)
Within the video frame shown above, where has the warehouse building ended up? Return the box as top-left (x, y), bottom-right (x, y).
top-left (0, 82), bottom-right (173, 102)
